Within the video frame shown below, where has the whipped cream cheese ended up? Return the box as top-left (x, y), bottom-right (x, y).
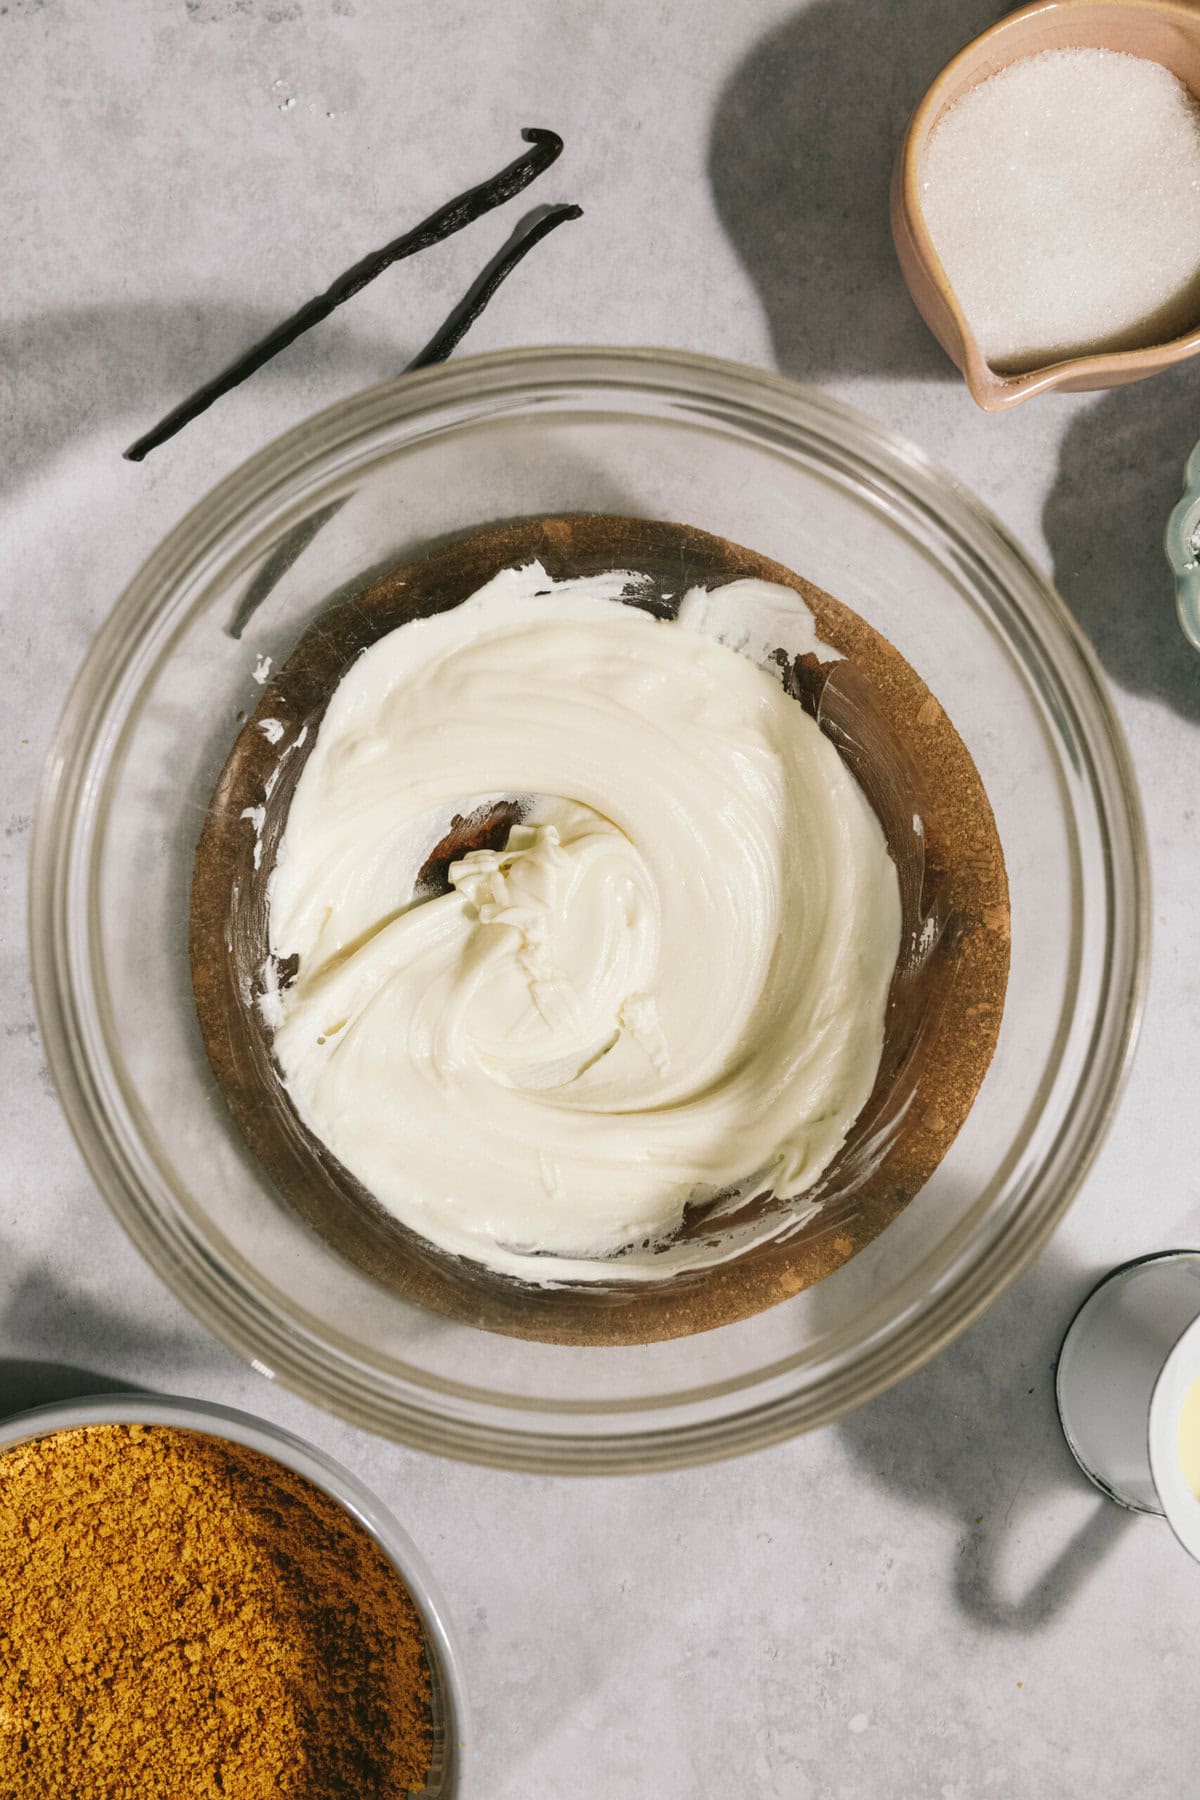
top-left (266, 564), bottom-right (902, 1282)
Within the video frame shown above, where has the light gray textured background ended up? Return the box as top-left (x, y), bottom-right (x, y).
top-left (4, 2), bottom-right (1199, 1795)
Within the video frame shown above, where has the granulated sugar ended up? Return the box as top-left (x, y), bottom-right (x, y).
top-left (919, 48), bottom-right (1200, 371)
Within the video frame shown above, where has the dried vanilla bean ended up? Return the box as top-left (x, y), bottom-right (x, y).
top-left (125, 127), bottom-right (564, 461)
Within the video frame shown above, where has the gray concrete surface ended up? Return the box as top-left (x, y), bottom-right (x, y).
top-left (3, 2), bottom-right (1198, 1794)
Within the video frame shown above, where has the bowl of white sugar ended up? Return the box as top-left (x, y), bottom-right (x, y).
top-left (893, 0), bottom-right (1200, 410)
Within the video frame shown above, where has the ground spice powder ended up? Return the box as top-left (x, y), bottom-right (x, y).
top-left (0, 1423), bottom-right (432, 1797)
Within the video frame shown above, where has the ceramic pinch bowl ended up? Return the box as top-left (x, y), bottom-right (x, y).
top-left (1165, 433), bottom-right (1200, 652)
top-left (892, 0), bottom-right (1200, 412)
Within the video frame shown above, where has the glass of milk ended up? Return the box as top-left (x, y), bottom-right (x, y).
top-left (1057, 1250), bottom-right (1200, 1562)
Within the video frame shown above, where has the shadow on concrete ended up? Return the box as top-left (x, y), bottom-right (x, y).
top-left (0, 1261), bottom-right (230, 1424)
top-left (0, 1359), bottom-right (151, 1422)
top-left (1044, 363), bottom-right (1200, 723)
top-left (708, 0), bottom-right (1000, 384)
top-left (1, 298), bottom-right (411, 501)
top-left (836, 1244), bottom-right (1135, 1631)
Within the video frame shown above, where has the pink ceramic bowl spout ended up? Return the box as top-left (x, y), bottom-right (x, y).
top-left (893, 0), bottom-right (1200, 411)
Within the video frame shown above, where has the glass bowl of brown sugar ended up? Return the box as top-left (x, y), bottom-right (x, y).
top-left (0, 1393), bottom-right (466, 1799)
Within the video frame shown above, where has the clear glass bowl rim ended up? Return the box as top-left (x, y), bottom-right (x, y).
top-left (30, 345), bottom-right (1150, 1473)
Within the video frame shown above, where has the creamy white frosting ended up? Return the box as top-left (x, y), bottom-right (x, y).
top-left (266, 564), bottom-right (901, 1283)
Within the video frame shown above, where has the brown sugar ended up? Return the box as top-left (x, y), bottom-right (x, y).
top-left (0, 1423), bottom-right (432, 1798)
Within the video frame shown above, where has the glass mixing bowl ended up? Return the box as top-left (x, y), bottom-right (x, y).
top-left (31, 348), bottom-right (1147, 1472)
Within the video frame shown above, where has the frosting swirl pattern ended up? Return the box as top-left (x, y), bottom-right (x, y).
top-left (266, 565), bottom-right (901, 1282)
